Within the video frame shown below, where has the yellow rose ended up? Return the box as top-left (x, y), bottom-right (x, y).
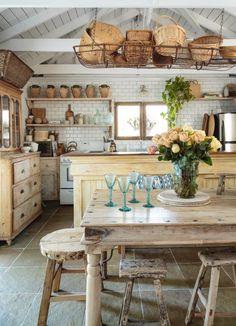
top-left (172, 144), bottom-right (180, 153)
top-left (191, 131), bottom-right (205, 143)
top-left (210, 137), bottom-right (222, 151)
top-left (168, 130), bottom-right (179, 141)
top-left (179, 131), bottom-right (190, 142)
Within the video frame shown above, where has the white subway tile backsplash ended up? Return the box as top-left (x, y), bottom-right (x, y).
top-left (26, 75), bottom-right (236, 150)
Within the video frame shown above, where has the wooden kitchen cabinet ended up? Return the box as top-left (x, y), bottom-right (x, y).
top-left (0, 152), bottom-right (42, 245)
top-left (0, 80), bottom-right (23, 151)
top-left (40, 157), bottom-right (60, 200)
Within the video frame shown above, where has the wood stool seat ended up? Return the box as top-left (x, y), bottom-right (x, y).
top-left (38, 228), bottom-right (86, 326)
top-left (40, 228), bottom-right (85, 261)
top-left (119, 258), bottom-right (167, 279)
top-left (199, 249), bottom-right (236, 267)
top-left (186, 248), bottom-right (236, 326)
top-left (119, 258), bottom-right (170, 326)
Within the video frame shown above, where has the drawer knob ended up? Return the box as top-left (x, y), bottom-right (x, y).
top-left (20, 213), bottom-right (24, 218)
top-left (33, 163), bottom-right (37, 168)
top-left (34, 203), bottom-right (38, 207)
top-left (46, 164), bottom-right (49, 167)
top-left (34, 181), bottom-right (37, 186)
top-left (20, 189), bottom-right (24, 194)
top-left (21, 169), bottom-right (25, 174)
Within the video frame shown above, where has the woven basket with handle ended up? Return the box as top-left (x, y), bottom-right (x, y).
top-left (77, 20), bottom-right (124, 65)
top-left (123, 40), bottom-right (154, 65)
top-left (219, 46), bottom-right (236, 59)
top-left (126, 30), bottom-right (153, 41)
top-left (188, 35), bottom-right (222, 62)
top-left (153, 15), bottom-right (186, 57)
top-left (0, 50), bottom-right (33, 89)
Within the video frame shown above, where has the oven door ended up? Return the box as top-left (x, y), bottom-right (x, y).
top-left (60, 162), bottom-right (73, 188)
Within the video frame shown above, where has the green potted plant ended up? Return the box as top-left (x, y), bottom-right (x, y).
top-left (161, 76), bottom-right (194, 128)
top-left (71, 84), bottom-right (82, 98)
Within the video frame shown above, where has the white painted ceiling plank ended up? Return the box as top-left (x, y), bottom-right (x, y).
top-left (187, 9), bottom-right (236, 38)
top-left (0, 0), bottom-right (235, 8)
top-left (0, 8), bottom-right (69, 42)
top-left (174, 9), bottom-right (204, 36)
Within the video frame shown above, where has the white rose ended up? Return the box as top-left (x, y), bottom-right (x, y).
top-left (172, 144), bottom-right (180, 153)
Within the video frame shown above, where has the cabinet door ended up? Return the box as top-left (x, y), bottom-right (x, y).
top-left (1, 95), bottom-right (11, 148)
top-left (12, 99), bottom-right (21, 148)
top-left (41, 172), bottom-right (58, 200)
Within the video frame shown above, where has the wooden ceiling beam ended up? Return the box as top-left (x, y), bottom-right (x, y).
top-left (0, 8), bottom-right (69, 43)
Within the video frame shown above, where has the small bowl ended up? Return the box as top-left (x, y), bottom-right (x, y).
top-left (21, 146), bottom-right (31, 153)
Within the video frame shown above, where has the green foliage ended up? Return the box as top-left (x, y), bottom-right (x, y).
top-left (161, 76), bottom-right (194, 128)
top-left (158, 138), bottom-right (213, 166)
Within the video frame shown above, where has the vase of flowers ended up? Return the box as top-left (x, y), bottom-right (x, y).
top-left (152, 126), bottom-right (222, 198)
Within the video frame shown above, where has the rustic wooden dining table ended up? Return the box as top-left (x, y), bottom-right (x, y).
top-left (80, 189), bottom-right (236, 326)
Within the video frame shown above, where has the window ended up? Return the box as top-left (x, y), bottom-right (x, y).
top-left (114, 102), bottom-right (168, 140)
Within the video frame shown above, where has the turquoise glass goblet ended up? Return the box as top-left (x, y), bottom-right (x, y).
top-left (128, 171), bottom-right (140, 203)
top-left (104, 174), bottom-right (116, 207)
top-left (143, 176), bottom-right (154, 208)
top-left (118, 176), bottom-right (131, 212)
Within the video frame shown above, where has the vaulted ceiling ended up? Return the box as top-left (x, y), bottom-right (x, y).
top-left (0, 2), bottom-right (236, 74)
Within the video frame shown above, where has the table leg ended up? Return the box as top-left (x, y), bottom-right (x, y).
top-left (85, 253), bottom-right (102, 326)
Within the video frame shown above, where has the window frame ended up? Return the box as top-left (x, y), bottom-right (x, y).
top-left (114, 101), bottom-right (166, 140)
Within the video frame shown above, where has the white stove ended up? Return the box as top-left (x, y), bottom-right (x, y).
top-left (60, 156), bottom-right (73, 205)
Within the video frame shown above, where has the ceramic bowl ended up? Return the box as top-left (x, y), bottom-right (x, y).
top-left (21, 146), bottom-right (31, 153)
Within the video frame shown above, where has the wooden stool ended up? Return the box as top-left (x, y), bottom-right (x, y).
top-left (38, 228), bottom-right (87, 326)
top-left (216, 173), bottom-right (236, 195)
top-left (185, 249), bottom-right (236, 326)
top-left (119, 258), bottom-right (170, 326)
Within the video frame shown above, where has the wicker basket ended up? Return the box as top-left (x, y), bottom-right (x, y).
top-left (0, 50), bottom-right (34, 89)
top-left (126, 30), bottom-right (153, 41)
top-left (219, 46), bottom-right (236, 59)
top-left (188, 35), bottom-right (222, 62)
top-left (123, 40), bottom-right (153, 65)
top-left (110, 53), bottom-right (129, 67)
top-left (153, 15), bottom-right (186, 57)
top-left (152, 52), bottom-right (173, 67)
top-left (78, 21), bottom-right (124, 64)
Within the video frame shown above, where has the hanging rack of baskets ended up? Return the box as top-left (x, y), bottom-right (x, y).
top-left (73, 9), bottom-right (236, 71)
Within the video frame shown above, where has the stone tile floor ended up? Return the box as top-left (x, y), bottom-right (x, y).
top-left (0, 202), bottom-right (236, 325)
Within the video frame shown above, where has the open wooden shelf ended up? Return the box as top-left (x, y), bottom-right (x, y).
top-left (27, 97), bottom-right (112, 101)
top-left (196, 97), bottom-right (234, 101)
top-left (26, 124), bottom-right (112, 127)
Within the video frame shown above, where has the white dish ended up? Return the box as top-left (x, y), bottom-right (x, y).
top-left (21, 146), bottom-right (31, 153)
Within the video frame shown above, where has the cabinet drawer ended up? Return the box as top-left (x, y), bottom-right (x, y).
top-left (31, 157), bottom-right (40, 175)
top-left (13, 174), bottom-right (41, 208)
top-left (14, 160), bottom-right (31, 184)
top-left (40, 159), bottom-right (57, 172)
top-left (13, 192), bottom-right (41, 232)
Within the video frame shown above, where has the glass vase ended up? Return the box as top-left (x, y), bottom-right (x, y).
top-left (173, 160), bottom-right (199, 198)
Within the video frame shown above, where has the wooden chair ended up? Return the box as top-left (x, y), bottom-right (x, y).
top-left (185, 249), bottom-right (236, 326)
top-left (119, 258), bottom-right (170, 326)
top-left (38, 228), bottom-right (87, 326)
top-left (216, 173), bottom-right (236, 195)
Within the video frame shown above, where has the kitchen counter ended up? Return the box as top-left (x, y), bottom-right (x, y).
top-left (68, 151), bottom-right (236, 226)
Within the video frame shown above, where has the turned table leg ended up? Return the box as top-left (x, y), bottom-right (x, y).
top-left (85, 253), bottom-right (102, 326)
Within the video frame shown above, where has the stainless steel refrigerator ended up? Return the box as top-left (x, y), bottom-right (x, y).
top-left (215, 112), bottom-right (236, 151)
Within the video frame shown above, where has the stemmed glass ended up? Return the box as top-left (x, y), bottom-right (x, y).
top-left (128, 171), bottom-right (140, 203)
top-left (117, 176), bottom-right (131, 212)
top-left (104, 174), bottom-right (116, 207)
top-left (143, 176), bottom-right (154, 208)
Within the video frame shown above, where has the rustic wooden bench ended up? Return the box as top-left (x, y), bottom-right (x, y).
top-left (119, 258), bottom-right (170, 326)
top-left (38, 228), bottom-right (87, 326)
top-left (185, 249), bottom-right (236, 326)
